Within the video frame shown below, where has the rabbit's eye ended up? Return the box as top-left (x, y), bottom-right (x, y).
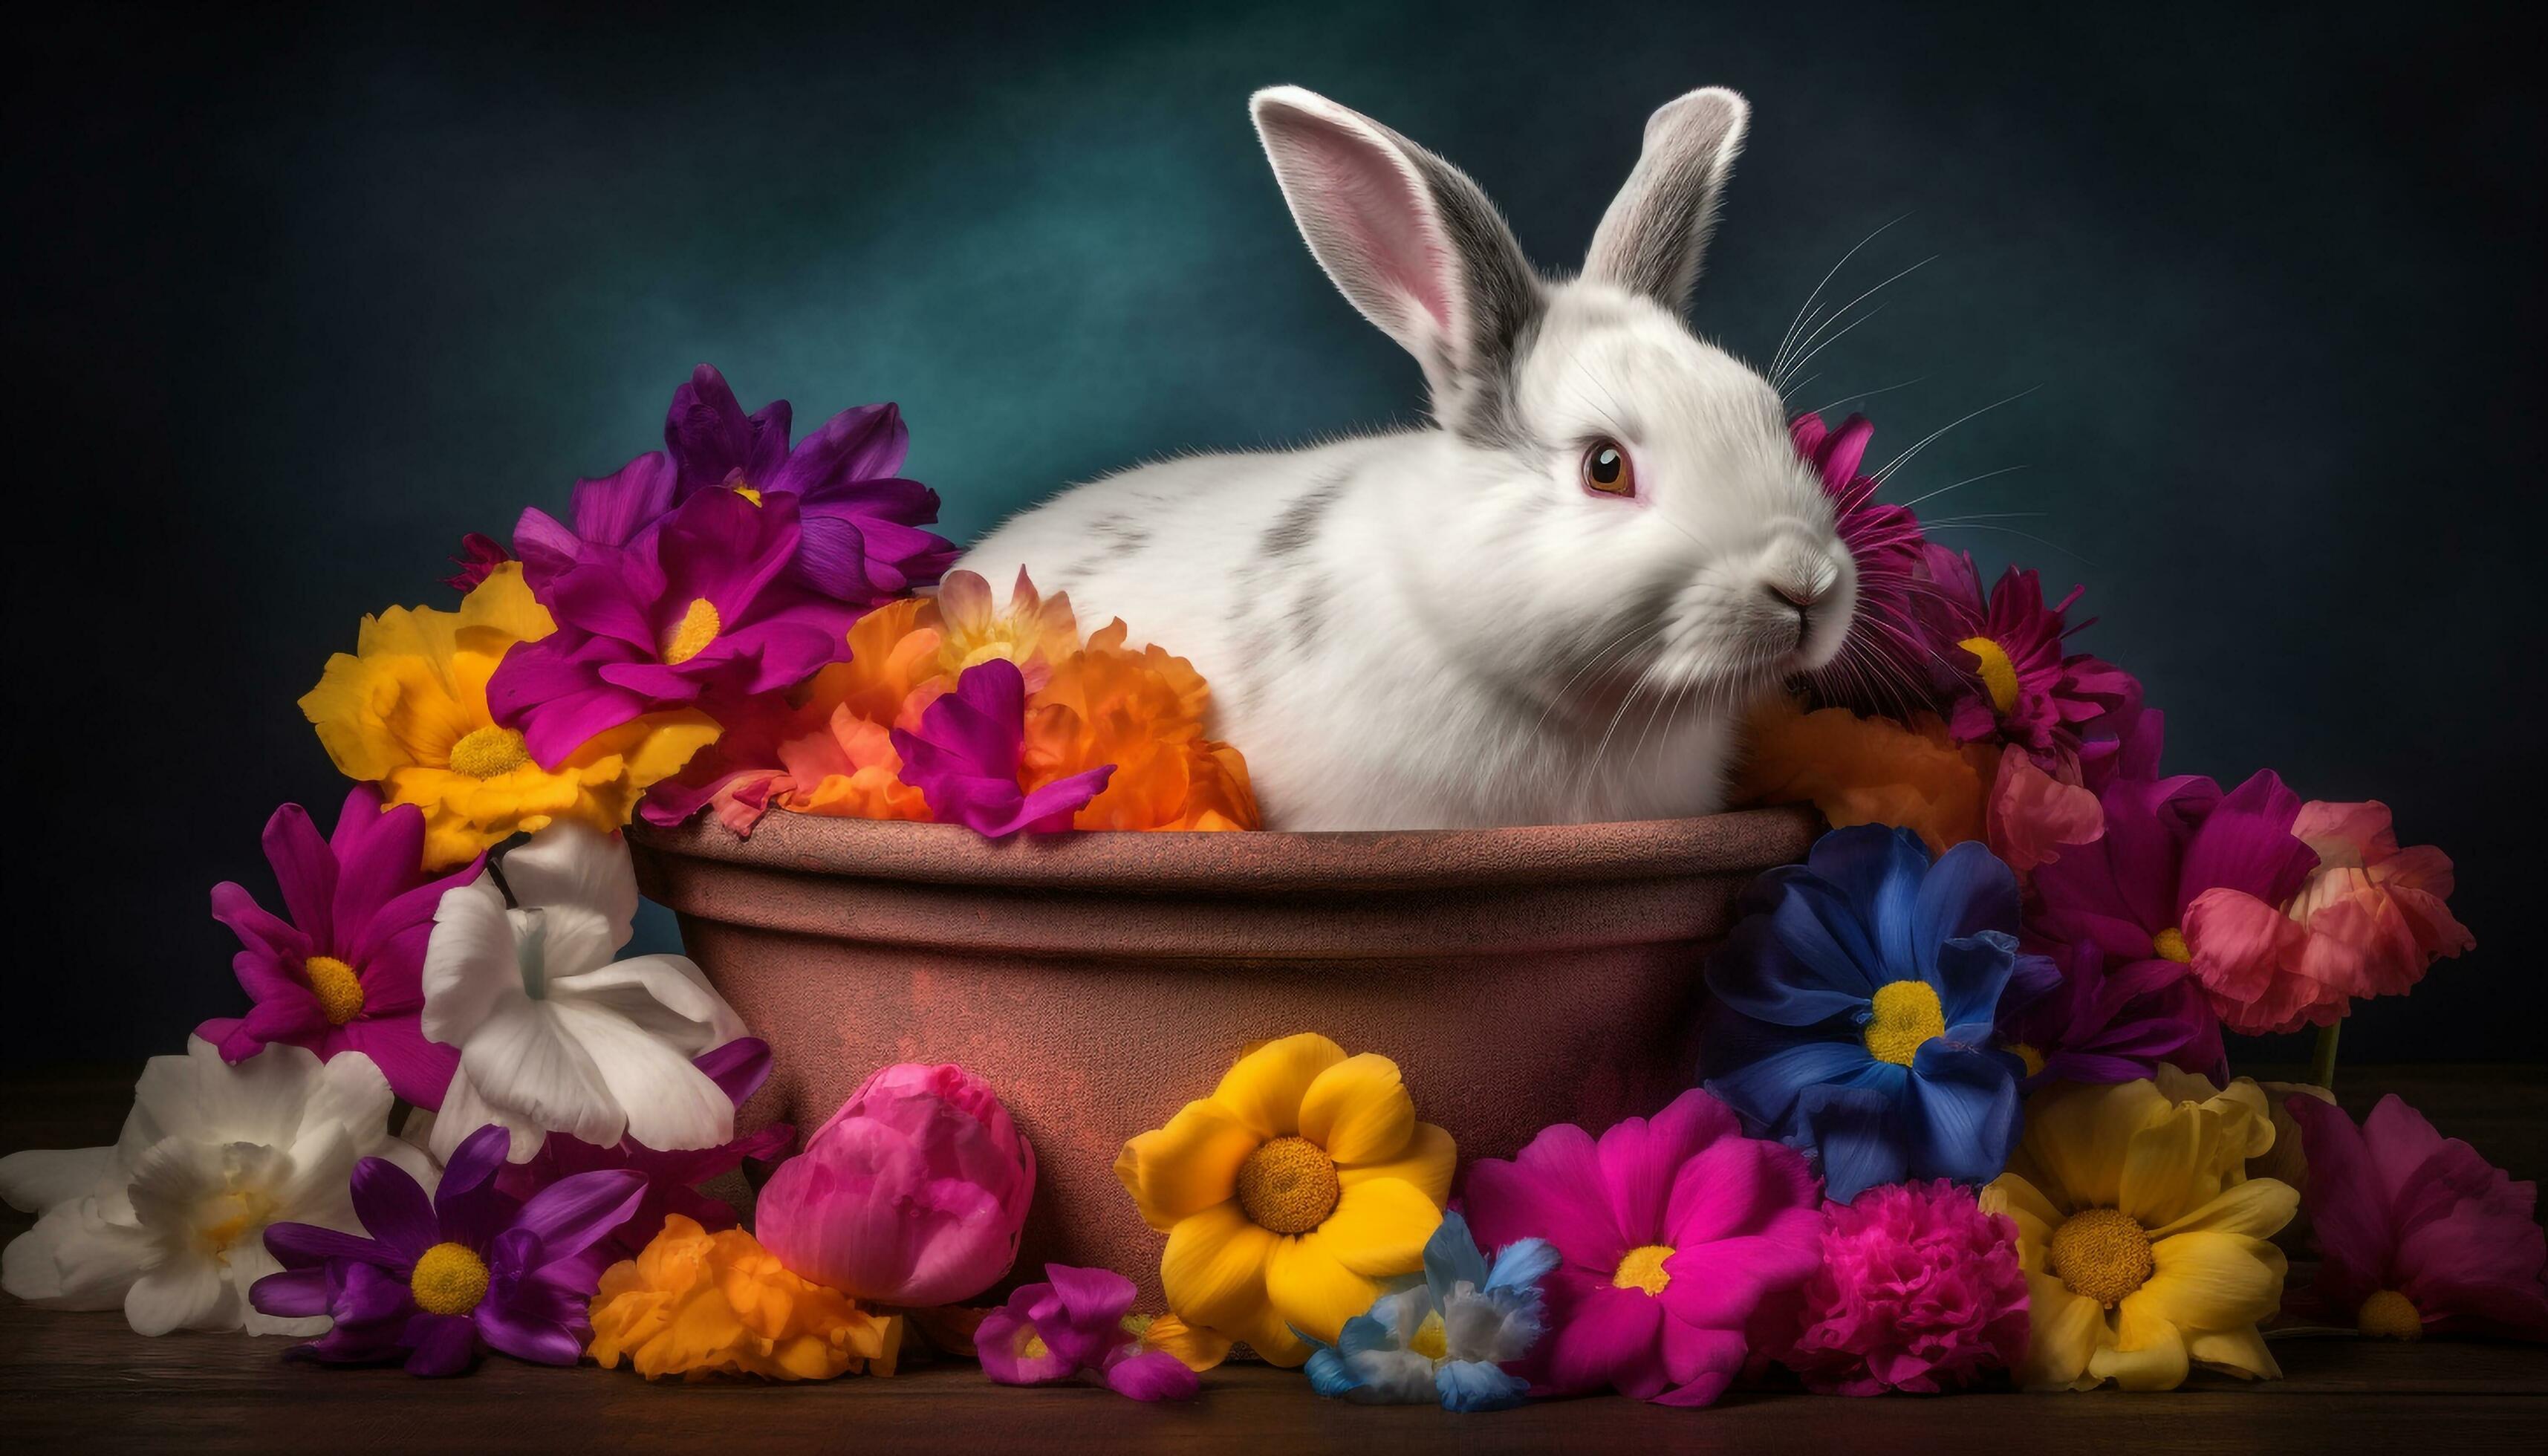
top-left (1583, 440), bottom-right (1637, 498)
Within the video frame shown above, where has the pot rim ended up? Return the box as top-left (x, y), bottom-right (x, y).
top-left (628, 804), bottom-right (1819, 894)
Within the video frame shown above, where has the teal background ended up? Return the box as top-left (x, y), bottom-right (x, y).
top-left (6, 1), bottom-right (2539, 1064)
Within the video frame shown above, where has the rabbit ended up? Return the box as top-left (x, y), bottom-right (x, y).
top-left (957, 85), bottom-right (1857, 831)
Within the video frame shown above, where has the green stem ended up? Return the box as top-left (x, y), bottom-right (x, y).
top-left (2310, 1019), bottom-right (2343, 1091)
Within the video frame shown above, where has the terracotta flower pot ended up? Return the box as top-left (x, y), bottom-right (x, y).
top-left (628, 806), bottom-right (1816, 1304)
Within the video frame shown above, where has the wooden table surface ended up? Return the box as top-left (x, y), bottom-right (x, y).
top-left (5, 1062), bottom-right (2545, 1452)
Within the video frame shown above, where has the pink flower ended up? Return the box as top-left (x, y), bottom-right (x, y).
top-left (2283, 801), bottom-right (2473, 1004)
top-left (889, 660), bottom-right (1113, 836)
top-left (753, 1062), bottom-right (1036, 1307)
top-left (1914, 545), bottom-right (2138, 772)
top-left (1792, 412), bottom-right (1931, 714)
top-left (1461, 1089), bottom-right (1823, 1406)
top-left (1984, 743), bottom-right (2104, 877)
top-left (1772, 1180), bottom-right (2031, 1394)
top-left (976, 1264), bottom-right (1200, 1401)
top-left (2284, 1093), bottom-right (2548, 1341)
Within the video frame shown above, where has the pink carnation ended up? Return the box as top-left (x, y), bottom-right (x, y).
top-left (2282, 801), bottom-right (2473, 1003)
top-left (1775, 1180), bottom-right (2031, 1395)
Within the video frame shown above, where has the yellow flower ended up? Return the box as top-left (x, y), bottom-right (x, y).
top-left (299, 565), bottom-right (719, 869)
top-left (1115, 1033), bottom-right (1454, 1366)
top-left (588, 1215), bottom-right (902, 1381)
top-left (925, 568), bottom-right (1079, 679)
top-left (1981, 1079), bottom-right (2298, 1391)
top-left (1123, 1310), bottom-right (1232, 1372)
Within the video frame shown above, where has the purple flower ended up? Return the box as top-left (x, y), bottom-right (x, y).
top-left (976, 1264), bottom-right (1200, 1401)
top-left (514, 365), bottom-right (955, 605)
top-left (1994, 932), bottom-right (2224, 1088)
top-left (1792, 412), bottom-right (1933, 715)
top-left (489, 487), bottom-right (855, 767)
top-left (890, 660), bottom-right (1114, 836)
top-left (489, 1039), bottom-right (795, 1265)
top-left (251, 1125), bottom-right (646, 1377)
top-left (442, 533), bottom-right (513, 594)
top-left (196, 787), bottom-right (483, 1107)
top-left (1914, 545), bottom-right (2139, 771)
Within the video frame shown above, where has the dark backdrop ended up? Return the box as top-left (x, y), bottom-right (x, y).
top-left (6, 1), bottom-right (2538, 1065)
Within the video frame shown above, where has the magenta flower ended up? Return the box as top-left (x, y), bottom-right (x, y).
top-left (1916, 545), bottom-right (2137, 770)
top-left (442, 532), bottom-right (513, 594)
top-left (754, 1062), bottom-right (1036, 1307)
top-left (490, 487), bottom-right (855, 767)
top-left (1772, 1179), bottom-right (2030, 1395)
top-left (889, 660), bottom-right (1114, 837)
top-left (489, 1039), bottom-right (794, 1265)
top-left (1461, 1089), bottom-right (1824, 1407)
top-left (977, 1264), bottom-right (1201, 1401)
top-left (1994, 933), bottom-right (2223, 1088)
top-left (2027, 769), bottom-right (2322, 1035)
top-left (196, 787), bottom-right (483, 1108)
top-left (2284, 1094), bottom-right (2548, 1341)
top-left (250, 1124), bottom-right (646, 1377)
top-left (1793, 412), bottom-right (1933, 713)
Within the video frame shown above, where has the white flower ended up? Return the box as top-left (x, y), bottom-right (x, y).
top-left (421, 821), bottom-right (745, 1164)
top-left (0, 1039), bottom-right (433, 1336)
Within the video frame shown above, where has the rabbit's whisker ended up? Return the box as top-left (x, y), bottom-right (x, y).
top-left (1768, 214), bottom-right (1910, 385)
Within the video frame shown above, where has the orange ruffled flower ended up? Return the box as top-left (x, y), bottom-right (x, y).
top-left (1025, 620), bottom-right (1260, 831)
top-left (588, 1215), bottom-right (903, 1382)
top-left (1735, 696), bottom-right (1991, 855)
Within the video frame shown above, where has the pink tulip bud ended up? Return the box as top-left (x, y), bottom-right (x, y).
top-left (754, 1062), bottom-right (1036, 1306)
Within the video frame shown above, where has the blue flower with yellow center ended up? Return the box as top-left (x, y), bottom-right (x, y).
top-left (1702, 825), bottom-right (2054, 1201)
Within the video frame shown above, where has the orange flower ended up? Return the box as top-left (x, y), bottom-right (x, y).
top-left (1734, 695), bottom-right (1990, 855)
top-left (1024, 620), bottom-right (1260, 831)
top-left (588, 1215), bottom-right (903, 1382)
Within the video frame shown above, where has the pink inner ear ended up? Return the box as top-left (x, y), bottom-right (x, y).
top-left (1263, 108), bottom-right (1455, 337)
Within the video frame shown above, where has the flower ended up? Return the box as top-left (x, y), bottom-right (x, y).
top-left (976, 1264), bottom-right (1203, 1401)
top-left (2283, 1093), bottom-right (2548, 1341)
top-left (1915, 545), bottom-right (2138, 771)
top-left (931, 568), bottom-right (1081, 683)
top-left (753, 1062), bottom-right (1035, 1307)
top-left (1024, 620), bottom-right (1259, 831)
top-left (587, 1214), bottom-right (904, 1381)
top-left (1301, 1210), bottom-right (1559, 1411)
top-left (1703, 825), bottom-right (2050, 1200)
top-left (486, 1038), bottom-right (795, 1265)
top-left (489, 488), bottom-right (854, 767)
top-left (1735, 695), bottom-right (1989, 857)
top-left (443, 532), bottom-right (512, 593)
top-left (1983, 742), bottom-right (2106, 877)
top-left (299, 563), bottom-right (719, 870)
top-left (1980, 1078), bottom-right (2295, 1391)
top-left (196, 787), bottom-right (482, 1107)
top-left (1772, 1179), bottom-right (2031, 1395)
top-left (252, 1124), bottom-right (647, 1376)
top-left (1114, 1032), bottom-right (1455, 1366)
top-left (2029, 770), bottom-right (2325, 1035)
top-left (2282, 800), bottom-right (2473, 1007)
top-left (1792, 412), bottom-right (1934, 715)
top-left (891, 660), bottom-right (1115, 836)
top-left (420, 822), bottom-right (748, 1163)
top-left (1461, 1089), bottom-right (1823, 1406)
top-left (1993, 933), bottom-right (2224, 1089)
top-left (0, 1040), bottom-right (433, 1335)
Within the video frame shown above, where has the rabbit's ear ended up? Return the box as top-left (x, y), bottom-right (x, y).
top-left (1585, 88), bottom-right (1749, 314)
top-left (1252, 86), bottom-right (1540, 429)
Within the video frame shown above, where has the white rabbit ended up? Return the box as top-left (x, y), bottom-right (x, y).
top-left (958, 85), bottom-right (1856, 830)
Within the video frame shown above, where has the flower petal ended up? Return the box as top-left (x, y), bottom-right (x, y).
top-left (1298, 1053), bottom-right (1417, 1167)
top-left (1116, 1101), bottom-right (1259, 1234)
top-left (1159, 1200), bottom-right (1277, 1333)
top-left (1336, 1121), bottom-right (1454, 1205)
top-left (1310, 1176), bottom-right (1440, 1278)
top-left (1265, 1235), bottom-right (1385, 1347)
top-left (1208, 1033), bottom-right (1346, 1140)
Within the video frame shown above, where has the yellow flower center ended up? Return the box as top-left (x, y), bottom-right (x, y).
top-left (2357, 1289), bottom-right (2423, 1340)
top-left (1958, 636), bottom-right (2021, 715)
top-left (2048, 1207), bottom-right (2154, 1307)
top-left (2152, 926), bottom-right (2192, 963)
top-left (2011, 1042), bottom-right (2047, 1078)
top-left (1612, 1244), bottom-right (1675, 1296)
top-left (410, 1241), bottom-right (490, 1316)
top-left (662, 597), bottom-right (723, 666)
top-left (446, 724), bottom-right (533, 779)
top-left (1020, 1330), bottom-right (1051, 1360)
top-left (1408, 1310), bottom-right (1449, 1362)
top-left (1235, 1136), bottom-right (1341, 1235)
top-left (302, 955), bottom-right (365, 1025)
top-left (1865, 980), bottom-right (1947, 1067)
top-left (195, 1189), bottom-right (276, 1258)
top-left (731, 483), bottom-right (764, 506)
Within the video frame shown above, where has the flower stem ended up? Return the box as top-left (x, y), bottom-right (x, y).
top-left (2310, 1020), bottom-right (2343, 1091)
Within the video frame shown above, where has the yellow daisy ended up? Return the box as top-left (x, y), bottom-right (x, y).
top-left (299, 565), bottom-right (721, 870)
top-left (1115, 1033), bottom-right (1453, 1366)
top-left (1981, 1077), bottom-right (2298, 1391)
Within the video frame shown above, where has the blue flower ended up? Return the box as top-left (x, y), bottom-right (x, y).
top-left (1299, 1212), bottom-right (1559, 1412)
top-left (1701, 825), bottom-right (2056, 1202)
